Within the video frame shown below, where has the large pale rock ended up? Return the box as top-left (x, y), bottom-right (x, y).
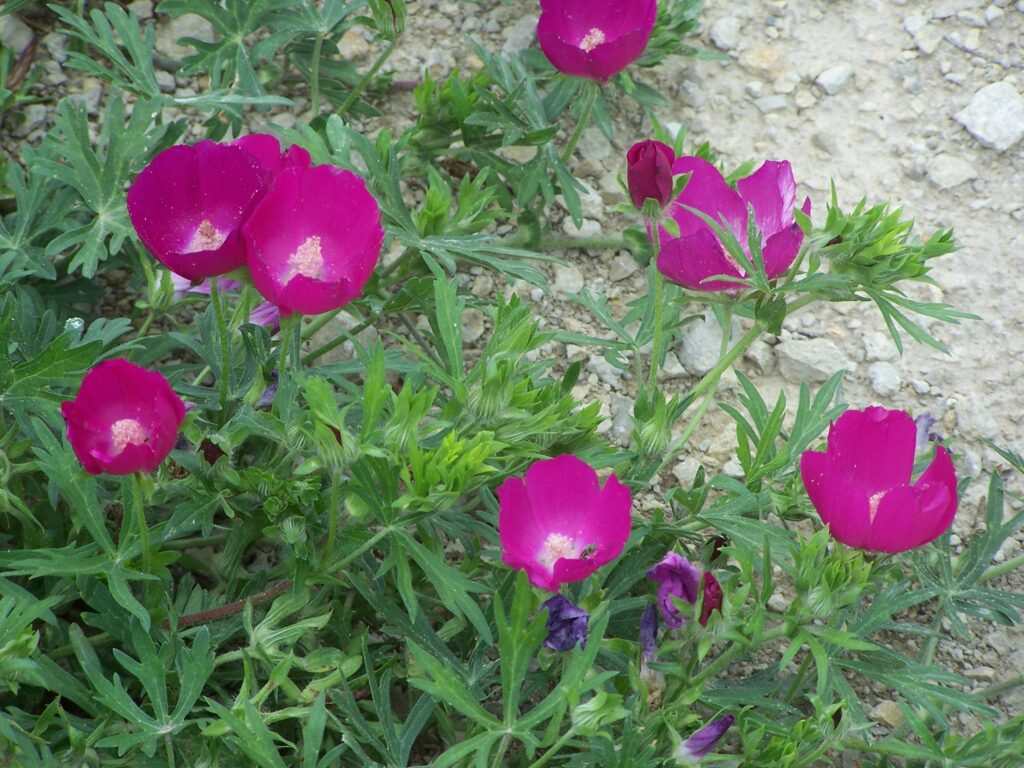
top-left (776, 339), bottom-right (851, 384)
top-left (954, 80), bottom-right (1024, 151)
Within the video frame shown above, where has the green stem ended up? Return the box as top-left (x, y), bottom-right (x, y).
top-left (208, 278), bottom-right (232, 413)
top-left (310, 32), bottom-right (325, 117)
top-left (562, 83), bottom-right (599, 164)
top-left (165, 733), bottom-right (176, 768)
top-left (301, 308), bottom-right (343, 341)
top-left (490, 735), bottom-right (512, 768)
top-left (161, 532), bottom-right (231, 551)
top-left (979, 673), bottom-right (1024, 700)
top-left (338, 39), bottom-right (397, 117)
top-left (783, 652), bottom-right (813, 704)
top-left (131, 473), bottom-right (151, 572)
top-left (979, 552), bottom-right (1024, 583)
top-left (277, 314), bottom-right (302, 375)
top-left (919, 608), bottom-right (945, 666)
top-left (302, 317), bottom-right (375, 365)
top-left (689, 624), bottom-right (791, 690)
top-left (136, 309), bottom-right (156, 340)
top-left (538, 235), bottom-right (627, 252)
top-left (325, 528), bottom-right (391, 575)
top-left (527, 728), bottom-right (577, 768)
top-left (645, 222), bottom-right (664, 395)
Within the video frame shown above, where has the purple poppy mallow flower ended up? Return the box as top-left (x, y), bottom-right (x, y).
top-left (657, 156), bottom-right (812, 292)
top-left (170, 273), bottom-right (243, 299)
top-left (61, 359), bottom-right (186, 475)
top-left (647, 551), bottom-right (701, 629)
top-left (128, 141), bottom-right (270, 282)
top-left (674, 715), bottom-right (735, 764)
top-left (627, 140), bottom-right (676, 211)
top-left (536, 0), bottom-right (657, 82)
top-left (231, 133), bottom-right (311, 176)
top-left (542, 595), bottom-right (589, 651)
top-left (243, 165), bottom-right (385, 317)
top-left (498, 455), bottom-right (633, 592)
top-left (801, 407), bottom-right (958, 554)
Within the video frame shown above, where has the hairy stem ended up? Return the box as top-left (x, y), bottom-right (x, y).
top-left (173, 580), bottom-right (293, 630)
top-left (338, 39), bottom-right (397, 117)
top-left (208, 278), bottom-right (232, 413)
top-left (310, 32), bottom-right (325, 117)
top-left (562, 83), bottom-right (599, 164)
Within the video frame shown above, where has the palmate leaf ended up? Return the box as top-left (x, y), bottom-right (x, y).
top-left (158, 0), bottom-right (303, 96)
top-left (34, 96), bottom-right (170, 276)
top-left (49, 2), bottom-right (160, 99)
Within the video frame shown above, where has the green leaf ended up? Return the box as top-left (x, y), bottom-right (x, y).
top-left (407, 641), bottom-right (500, 728)
top-left (495, 571), bottom-right (547, 722)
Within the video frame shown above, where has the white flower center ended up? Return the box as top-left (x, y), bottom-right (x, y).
top-left (539, 532), bottom-right (580, 568)
top-left (187, 219), bottom-right (227, 253)
top-left (110, 418), bottom-right (148, 455)
top-left (285, 235), bottom-right (324, 281)
top-left (868, 490), bottom-right (887, 522)
top-left (579, 27), bottom-right (606, 52)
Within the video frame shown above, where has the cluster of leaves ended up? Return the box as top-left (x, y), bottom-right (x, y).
top-left (0, 0), bottom-right (1021, 766)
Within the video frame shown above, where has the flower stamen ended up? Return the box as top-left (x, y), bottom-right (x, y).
top-left (110, 418), bottom-right (148, 455)
top-left (578, 27), bottom-right (606, 52)
top-left (286, 235), bottom-right (325, 281)
top-left (868, 490), bottom-right (887, 522)
top-left (187, 219), bottom-right (227, 253)
top-left (539, 532), bottom-right (581, 568)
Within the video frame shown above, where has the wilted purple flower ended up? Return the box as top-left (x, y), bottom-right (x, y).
top-left (640, 603), bottom-right (658, 661)
top-left (915, 413), bottom-right (939, 452)
top-left (627, 140), bottom-right (675, 211)
top-left (657, 156), bottom-right (811, 292)
top-left (256, 370), bottom-right (278, 409)
top-left (243, 165), bottom-right (384, 316)
top-left (542, 595), bottom-right (589, 651)
top-left (248, 300), bottom-right (281, 331)
top-left (647, 551), bottom-right (701, 629)
top-left (675, 715), bottom-right (735, 764)
top-left (536, 0), bottom-right (657, 82)
top-left (128, 141), bottom-right (269, 281)
top-left (171, 273), bottom-right (242, 299)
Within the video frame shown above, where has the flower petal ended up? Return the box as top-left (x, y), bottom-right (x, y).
top-left (800, 450), bottom-right (873, 548)
top-left (666, 156), bottom-right (747, 242)
top-left (736, 160), bottom-right (798, 239)
top-left (762, 196), bottom-right (811, 278)
top-left (656, 227), bottom-right (745, 292)
top-left (825, 407), bottom-right (916, 496)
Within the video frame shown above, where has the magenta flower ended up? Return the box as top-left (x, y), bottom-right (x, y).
top-left (800, 407), bottom-right (958, 553)
top-left (627, 140), bottom-right (675, 211)
top-left (497, 454), bottom-right (632, 591)
top-left (675, 715), bottom-right (735, 764)
top-left (657, 156), bottom-right (811, 292)
top-left (542, 595), bottom-right (589, 651)
top-left (536, 0), bottom-right (657, 82)
top-left (231, 133), bottom-right (311, 175)
top-left (61, 359), bottom-right (186, 475)
top-left (128, 141), bottom-right (270, 281)
top-left (242, 165), bottom-right (384, 316)
top-left (699, 571), bottom-right (723, 627)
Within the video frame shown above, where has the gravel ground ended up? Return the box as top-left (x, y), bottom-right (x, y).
top-left (2, 0), bottom-right (1022, 729)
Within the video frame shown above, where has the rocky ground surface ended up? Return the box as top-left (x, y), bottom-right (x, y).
top-left (2, 0), bottom-right (1022, 737)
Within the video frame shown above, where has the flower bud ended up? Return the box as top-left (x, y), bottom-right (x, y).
top-left (627, 140), bottom-right (675, 211)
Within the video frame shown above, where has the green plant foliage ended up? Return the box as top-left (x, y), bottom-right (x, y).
top-left (0, 1), bottom-right (1019, 766)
